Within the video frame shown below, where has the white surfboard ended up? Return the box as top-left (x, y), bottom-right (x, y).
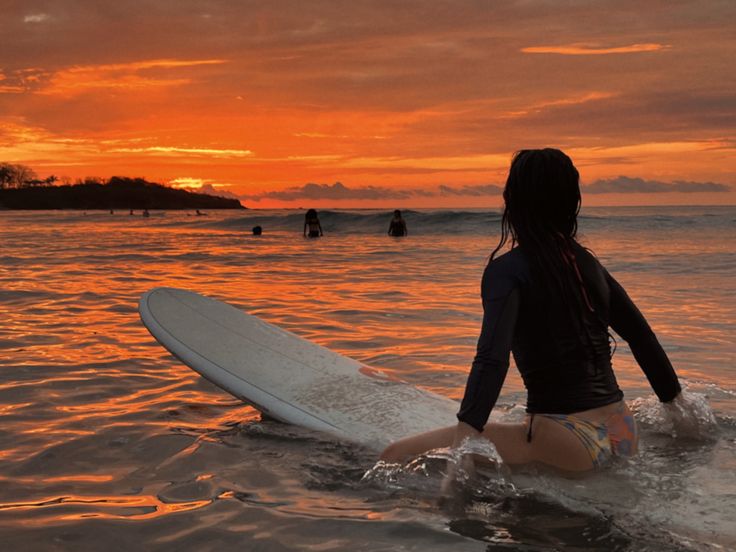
top-left (139, 287), bottom-right (458, 451)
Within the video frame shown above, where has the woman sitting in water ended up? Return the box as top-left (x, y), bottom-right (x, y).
top-left (303, 209), bottom-right (323, 238)
top-left (380, 148), bottom-right (682, 472)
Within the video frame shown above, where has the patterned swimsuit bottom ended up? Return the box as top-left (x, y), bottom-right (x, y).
top-left (528, 402), bottom-right (638, 468)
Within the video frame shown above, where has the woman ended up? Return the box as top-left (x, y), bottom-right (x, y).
top-left (380, 148), bottom-right (682, 472)
top-left (303, 209), bottom-right (323, 238)
top-left (388, 209), bottom-right (408, 237)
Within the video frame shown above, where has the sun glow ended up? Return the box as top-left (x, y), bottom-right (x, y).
top-left (0, 3), bottom-right (733, 207)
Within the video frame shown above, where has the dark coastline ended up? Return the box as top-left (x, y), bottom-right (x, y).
top-left (0, 177), bottom-right (244, 210)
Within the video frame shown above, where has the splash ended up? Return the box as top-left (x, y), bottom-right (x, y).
top-left (630, 389), bottom-right (719, 439)
top-left (361, 436), bottom-right (513, 497)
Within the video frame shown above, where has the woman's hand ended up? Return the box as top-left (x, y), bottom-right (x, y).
top-left (440, 422), bottom-right (481, 499)
top-left (662, 390), bottom-right (717, 439)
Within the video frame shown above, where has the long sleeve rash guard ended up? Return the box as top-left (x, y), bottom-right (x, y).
top-left (456, 244), bottom-right (681, 432)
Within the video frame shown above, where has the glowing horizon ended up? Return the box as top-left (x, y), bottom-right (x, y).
top-left (1, 3), bottom-right (734, 208)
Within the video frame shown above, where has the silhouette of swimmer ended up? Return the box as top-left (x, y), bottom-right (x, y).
top-left (388, 209), bottom-right (408, 237)
top-left (252, 225), bottom-right (262, 236)
top-left (303, 209), bottom-right (323, 238)
top-left (142, 209), bottom-right (150, 218)
top-left (129, 209), bottom-right (134, 215)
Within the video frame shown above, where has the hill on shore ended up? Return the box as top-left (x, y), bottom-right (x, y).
top-left (0, 177), bottom-right (244, 210)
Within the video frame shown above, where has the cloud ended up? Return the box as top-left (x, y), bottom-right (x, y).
top-left (0, 120), bottom-right (100, 162)
top-left (0, 85), bottom-right (25, 94)
top-left (168, 177), bottom-right (240, 200)
top-left (24, 14), bottom-right (50, 24)
top-left (501, 91), bottom-right (615, 118)
top-left (0, 68), bottom-right (51, 94)
top-left (0, 119), bottom-right (253, 165)
top-left (438, 184), bottom-right (503, 196)
top-left (37, 59), bottom-right (227, 96)
top-left (584, 176), bottom-right (732, 194)
top-left (505, 91), bottom-right (736, 140)
top-left (521, 43), bottom-right (669, 55)
top-left (110, 146), bottom-right (252, 158)
top-left (245, 177), bottom-right (732, 203)
top-left (242, 181), bottom-right (503, 201)
top-left (193, 184), bottom-right (240, 200)
top-left (242, 182), bottom-right (415, 201)
top-left (342, 153), bottom-right (511, 171)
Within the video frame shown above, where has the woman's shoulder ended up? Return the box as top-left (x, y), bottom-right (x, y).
top-left (481, 247), bottom-right (529, 297)
top-left (571, 241), bottom-right (609, 274)
top-left (486, 247), bottom-right (529, 273)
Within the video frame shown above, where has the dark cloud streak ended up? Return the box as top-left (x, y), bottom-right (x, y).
top-left (584, 176), bottom-right (731, 194)
top-left (242, 182), bottom-right (414, 201)
top-left (438, 183), bottom-right (503, 196)
top-left (241, 178), bottom-right (732, 202)
top-left (241, 181), bottom-right (504, 201)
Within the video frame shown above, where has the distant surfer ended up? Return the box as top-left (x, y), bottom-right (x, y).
top-left (303, 209), bottom-right (323, 238)
top-left (387, 210), bottom-right (408, 237)
top-left (196, 209), bottom-right (205, 216)
top-left (380, 148), bottom-right (683, 479)
top-left (143, 209), bottom-right (150, 218)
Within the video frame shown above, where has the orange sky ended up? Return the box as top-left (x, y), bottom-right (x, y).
top-left (1, 2), bottom-right (734, 208)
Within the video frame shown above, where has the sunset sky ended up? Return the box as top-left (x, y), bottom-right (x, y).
top-left (1, 1), bottom-right (734, 208)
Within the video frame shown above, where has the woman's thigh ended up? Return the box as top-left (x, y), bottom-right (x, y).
top-left (379, 426), bottom-right (456, 462)
top-left (380, 423), bottom-right (532, 465)
top-left (381, 418), bottom-right (596, 472)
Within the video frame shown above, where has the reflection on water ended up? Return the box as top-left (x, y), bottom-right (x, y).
top-left (0, 207), bottom-right (734, 551)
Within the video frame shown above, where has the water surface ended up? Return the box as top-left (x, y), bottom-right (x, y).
top-left (1, 206), bottom-right (734, 551)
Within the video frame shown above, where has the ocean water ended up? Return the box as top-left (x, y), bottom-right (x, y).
top-left (0, 206), bottom-right (734, 551)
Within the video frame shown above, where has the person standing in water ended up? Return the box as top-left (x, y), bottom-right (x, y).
top-left (388, 210), bottom-right (408, 237)
top-left (303, 209), bottom-right (323, 238)
top-left (380, 148), bottom-right (682, 473)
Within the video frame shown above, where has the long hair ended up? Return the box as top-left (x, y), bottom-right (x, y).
top-left (492, 149), bottom-right (605, 353)
top-left (492, 148), bottom-right (580, 260)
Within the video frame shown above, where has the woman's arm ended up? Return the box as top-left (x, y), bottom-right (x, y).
top-left (456, 263), bottom-right (520, 431)
top-left (606, 270), bottom-right (681, 402)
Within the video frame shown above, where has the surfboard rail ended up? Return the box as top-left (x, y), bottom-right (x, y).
top-left (139, 287), bottom-right (458, 450)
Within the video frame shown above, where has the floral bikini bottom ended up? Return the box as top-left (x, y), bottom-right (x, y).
top-left (528, 403), bottom-right (638, 468)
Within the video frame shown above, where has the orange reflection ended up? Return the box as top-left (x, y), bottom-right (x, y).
top-left (0, 208), bottom-right (731, 537)
top-left (0, 494), bottom-right (212, 523)
top-left (0, 474), bottom-right (114, 484)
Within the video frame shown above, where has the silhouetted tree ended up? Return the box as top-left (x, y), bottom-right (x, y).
top-left (0, 164), bottom-right (12, 189)
top-left (0, 163), bottom-right (38, 188)
top-left (0, 166), bottom-right (245, 209)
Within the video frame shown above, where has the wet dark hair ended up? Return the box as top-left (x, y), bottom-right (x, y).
top-left (492, 149), bottom-right (608, 356)
top-left (305, 208), bottom-right (318, 220)
top-left (492, 148), bottom-right (580, 259)
top-left (393, 209), bottom-right (401, 217)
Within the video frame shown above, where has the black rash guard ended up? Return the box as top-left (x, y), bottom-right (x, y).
top-left (457, 244), bottom-right (681, 432)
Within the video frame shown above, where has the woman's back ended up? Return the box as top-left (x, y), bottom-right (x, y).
top-left (458, 242), bottom-right (680, 428)
top-left (491, 245), bottom-right (621, 414)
